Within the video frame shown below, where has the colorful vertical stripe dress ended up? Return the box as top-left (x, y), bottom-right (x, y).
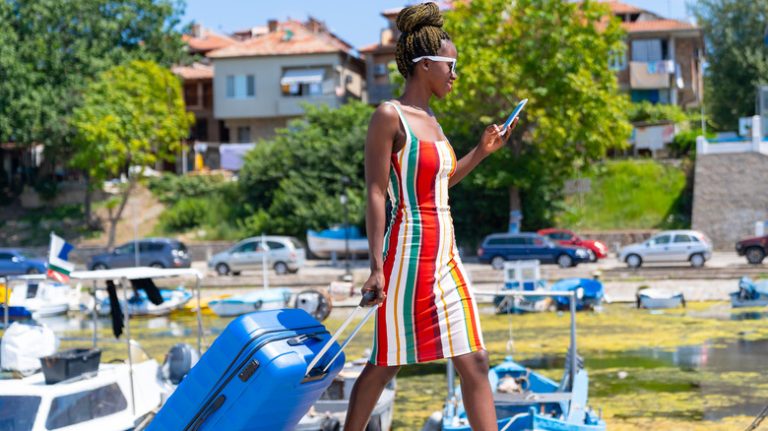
top-left (370, 101), bottom-right (485, 367)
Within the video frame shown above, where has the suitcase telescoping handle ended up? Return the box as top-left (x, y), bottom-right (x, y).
top-left (305, 291), bottom-right (378, 376)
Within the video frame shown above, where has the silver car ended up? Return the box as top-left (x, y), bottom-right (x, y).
top-left (209, 236), bottom-right (306, 276)
top-left (618, 230), bottom-right (712, 268)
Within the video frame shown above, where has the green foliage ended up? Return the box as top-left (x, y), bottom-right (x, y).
top-left (627, 101), bottom-right (688, 124)
top-left (71, 60), bottom-right (193, 182)
top-left (148, 173), bottom-right (231, 205)
top-left (237, 101), bottom-right (373, 237)
top-left (157, 197), bottom-right (208, 232)
top-left (0, 0), bottom-right (186, 153)
top-left (693, 0), bottom-right (768, 129)
top-left (669, 129), bottom-right (716, 158)
top-left (437, 0), bottom-right (632, 229)
top-left (556, 160), bottom-right (690, 229)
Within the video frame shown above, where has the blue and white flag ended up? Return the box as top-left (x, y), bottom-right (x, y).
top-left (47, 233), bottom-right (75, 283)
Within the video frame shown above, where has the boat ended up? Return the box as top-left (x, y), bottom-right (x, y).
top-left (731, 277), bottom-right (768, 308)
top-left (494, 260), bottom-right (551, 313)
top-left (208, 288), bottom-right (292, 317)
top-left (307, 225), bottom-right (369, 259)
top-left (0, 267), bottom-right (205, 431)
top-left (297, 359), bottom-right (396, 430)
top-left (550, 278), bottom-right (605, 311)
top-left (426, 290), bottom-right (605, 431)
top-left (4, 280), bottom-right (72, 317)
top-left (96, 287), bottom-right (193, 317)
top-left (177, 293), bottom-right (232, 315)
top-left (636, 287), bottom-right (685, 309)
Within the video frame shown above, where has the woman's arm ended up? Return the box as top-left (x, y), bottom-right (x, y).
top-left (448, 119), bottom-right (517, 188)
top-left (361, 104), bottom-right (401, 305)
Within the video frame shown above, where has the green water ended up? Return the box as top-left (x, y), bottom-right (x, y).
top-left (31, 303), bottom-right (768, 430)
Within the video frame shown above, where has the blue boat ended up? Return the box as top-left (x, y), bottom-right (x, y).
top-left (208, 288), bottom-right (292, 317)
top-left (307, 225), bottom-right (369, 258)
top-left (98, 287), bottom-right (193, 316)
top-left (550, 278), bottom-right (605, 311)
top-left (731, 276), bottom-right (768, 308)
top-left (0, 305), bottom-right (32, 321)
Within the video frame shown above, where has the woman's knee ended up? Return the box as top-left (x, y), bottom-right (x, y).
top-left (359, 363), bottom-right (400, 386)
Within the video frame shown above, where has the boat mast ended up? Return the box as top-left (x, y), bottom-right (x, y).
top-left (121, 276), bottom-right (136, 417)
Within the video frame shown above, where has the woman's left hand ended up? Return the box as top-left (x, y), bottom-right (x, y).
top-left (478, 118), bottom-right (518, 157)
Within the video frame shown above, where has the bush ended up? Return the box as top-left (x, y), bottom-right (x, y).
top-left (627, 101), bottom-right (687, 124)
top-left (157, 197), bottom-right (209, 232)
top-left (669, 129), bottom-right (715, 157)
top-left (148, 173), bottom-right (230, 205)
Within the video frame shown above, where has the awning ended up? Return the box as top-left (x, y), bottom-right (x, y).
top-left (280, 68), bottom-right (325, 85)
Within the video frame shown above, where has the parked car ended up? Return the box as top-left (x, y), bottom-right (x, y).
top-left (735, 235), bottom-right (768, 264)
top-left (0, 249), bottom-right (47, 276)
top-left (209, 236), bottom-right (306, 276)
top-left (618, 230), bottom-right (712, 268)
top-left (538, 228), bottom-right (609, 262)
top-left (89, 238), bottom-right (191, 270)
top-left (477, 232), bottom-right (590, 269)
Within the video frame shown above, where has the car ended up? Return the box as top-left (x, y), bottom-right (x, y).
top-left (618, 230), bottom-right (712, 268)
top-left (89, 238), bottom-right (191, 270)
top-left (477, 232), bottom-right (590, 269)
top-left (735, 235), bottom-right (768, 264)
top-left (208, 236), bottom-right (306, 276)
top-left (538, 228), bottom-right (609, 262)
top-left (0, 249), bottom-right (47, 276)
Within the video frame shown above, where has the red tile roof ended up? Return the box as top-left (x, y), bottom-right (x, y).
top-left (208, 21), bottom-right (353, 58)
top-left (183, 29), bottom-right (236, 53)
top-left (172, 63), bottom-right (213, 80)
top-left (622, 19), bottom-right (697, 33)
top-left (604, 0), bottom-right (644, 14)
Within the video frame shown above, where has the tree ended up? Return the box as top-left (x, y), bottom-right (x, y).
top-left (237, 102), bottom-right (373, 238)
top-left (437, 0), bottom-right (631, 232)
top-left (71, 60), bottom-right (193, 248)
top-left (0, 0), bottom-right (187, 220)
top-left (693, 0), bottom-right (768, 129)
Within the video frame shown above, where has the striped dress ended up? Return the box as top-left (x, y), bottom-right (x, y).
top-left (370, 101), bottom-right (485, 367)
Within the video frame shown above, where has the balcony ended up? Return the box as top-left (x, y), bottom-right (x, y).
top-left (629, 61), bottom-right (673, 89)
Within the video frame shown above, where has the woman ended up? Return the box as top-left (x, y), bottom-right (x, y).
top-left (345, 3), bottom-right (517, 430)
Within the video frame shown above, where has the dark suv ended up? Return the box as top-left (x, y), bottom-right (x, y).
top-left (477, 232), bottom-right (590, 269)
top-left (736, 235), bottom-right (768, 264)
top-left (89, 238), bottom-right (191, 270)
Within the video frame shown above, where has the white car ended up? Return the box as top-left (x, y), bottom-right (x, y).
top-left (618, 230), bottom-right (712, 268)
top-left (208, 236), bottom-right (306, 276)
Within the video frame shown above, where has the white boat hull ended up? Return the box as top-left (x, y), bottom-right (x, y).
top-left (637, 293), bottom-right (685, 309)
top-left (730, 292), bottom-right (768, 308)
top-left (306, 235), bottom-right (369, 258)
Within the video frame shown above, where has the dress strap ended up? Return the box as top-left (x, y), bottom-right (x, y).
top-left (384, 101), bottom-right (413, 145)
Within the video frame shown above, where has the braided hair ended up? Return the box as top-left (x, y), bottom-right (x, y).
top-left (395, 2), bottom-right (451, 78)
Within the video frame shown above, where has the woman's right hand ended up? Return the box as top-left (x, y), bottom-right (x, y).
top-left (361, 270), bottom-right (386, 306)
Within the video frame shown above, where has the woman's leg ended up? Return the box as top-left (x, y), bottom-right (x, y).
top-left (344, 362), bottom-right (400, 431)
top-left (452, 350), bottom-right (497, 431)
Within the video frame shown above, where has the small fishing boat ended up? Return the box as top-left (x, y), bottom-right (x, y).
top-left (307, 225), bottom-right (369, 259)
top-left (297, 360), bottom-right (396, 430)
top-left (636, 287), bottom-right (685, 309)
top-left (208, 288), bottom-right (292, 317)
top-left (731, 277), bottom-right (768, 308)
top-left (97, 287), bottom-right (193, 317)
top-left (494, 260), bottom-right (551, 313)
top-left (4, 280), bottom-right (71, 317)
top-left (550, 278), bottom-right (605, 311)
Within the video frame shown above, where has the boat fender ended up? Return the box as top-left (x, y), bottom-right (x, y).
top-left (162, 343), bottom-right (199, 385)
top-left (320, 416), bottom-right (341, 431)
top-left (253, 299), bottom-right (263, 310)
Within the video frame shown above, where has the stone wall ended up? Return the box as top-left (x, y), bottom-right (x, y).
top-left (692, 152), bottom-right (768, 249)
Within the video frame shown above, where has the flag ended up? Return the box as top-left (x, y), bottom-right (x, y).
top-left (47, 232), bottom-right (75, 283)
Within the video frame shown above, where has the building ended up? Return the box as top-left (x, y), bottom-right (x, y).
top-left (207, 18), bottom-right (366, 142)
top-left (607, 1), bottom-right (704, 109)
top-left (360, 7), bottom-right (402, 105)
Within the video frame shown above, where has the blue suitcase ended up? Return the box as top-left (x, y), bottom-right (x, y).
top-left (149, 307), bottom-right (366, 431)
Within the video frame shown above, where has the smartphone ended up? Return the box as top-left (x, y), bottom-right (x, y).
top-left (502, 99), bottom-right (528, 131)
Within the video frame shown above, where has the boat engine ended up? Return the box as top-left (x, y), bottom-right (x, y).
top-left (162, 343), bottom-right (199, 384)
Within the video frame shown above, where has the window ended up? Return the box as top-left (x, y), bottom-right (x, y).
top-left (234, 242), bottom-right (256, 253)
top-left (280, 68), bottom-right (326, 97)
top-left (139, 242), bottom-right (165, 253)
top-left (0, 395), bottom-right (41, 431)
top-left (237, 126), bottom-right (251, 143)
top-left (289, 237), bottom-right (304, 249)
top-left (46, 383), bottom-right (127, 429)
top-left (631, 89), bottom-right (669, 105)
top-left (674, 234), bottom-right (693, 243)
top-left (374, 63), bottom-right (388, 76)
top-left (653, 235), bottom-right (671, 245)
top-left (184, 82), bottom-right (199, 106)
top-left (609, 50), bottom-right (627, 71)
top-left (0, 253), bottom-right (13, 261)
top-left (266, 241), bottom-right (286, 250)
top-left (226, 74), bottom-right (255, 99)
top-left (114, 243), bottom-right (135, 255)
top-left (631, 39), bottom-right (667, 62)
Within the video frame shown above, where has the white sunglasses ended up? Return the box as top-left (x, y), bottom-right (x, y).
top-left (411, 56), bottom-right (457, 74)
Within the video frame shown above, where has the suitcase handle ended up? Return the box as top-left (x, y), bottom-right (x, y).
top-left (305, 291), bottom-right (378, 376)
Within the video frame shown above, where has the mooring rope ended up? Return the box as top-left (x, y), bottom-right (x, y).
top-left (745, 404), bottom-right (768, 431)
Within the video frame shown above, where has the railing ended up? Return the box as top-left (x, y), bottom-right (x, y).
top-left (697, 115), bottom-right (768, 156)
